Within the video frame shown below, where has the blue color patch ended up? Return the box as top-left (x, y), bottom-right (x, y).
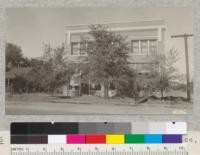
top-left (144, 134), bottom-right (162, 143)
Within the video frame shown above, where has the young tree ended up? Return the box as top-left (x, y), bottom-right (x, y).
top-left (28, 44), bottom-right (75, 95)
top-left (151, 48), bottom-right (179, 99)
top-left (49, 45), bottom-right (76, 95)
top-left (81, 25), bottom-right (131, 98)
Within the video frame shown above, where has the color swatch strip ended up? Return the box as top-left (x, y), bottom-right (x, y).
top-left (11, 122), bottom-right (187, 135)
top-left (11, 122), bottom-right (131, 135)
top-left (11, 134), bottom-right (183, 144)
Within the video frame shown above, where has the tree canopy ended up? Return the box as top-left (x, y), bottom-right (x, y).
top-left (6, 43), bottom-right (35, 70)
top-left (81, 25), bottom-right (133, 98)
top-left (151, 48), bottom-right (179, 98)
top-left (6, 43), bottom-right (24, 69)
top-left (27, 44), bottom-right (75, 95)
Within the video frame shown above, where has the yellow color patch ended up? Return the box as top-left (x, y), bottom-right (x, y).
top-left (106, 134), bottom-right (125, 144)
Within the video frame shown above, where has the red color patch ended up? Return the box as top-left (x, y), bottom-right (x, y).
top-left (86, 135), bottom-right (106, 144)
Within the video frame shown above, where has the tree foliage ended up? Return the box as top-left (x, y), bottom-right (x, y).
top-left (6, 43), bottom-right (24, 70)
top-left (151, 48), bottom-right (179, 98)
top-left (81, 24), bottom-right (133, 98)
top-left (27, 44), bottom-right (75, 95)
top-left (6, 43), bottom-right (35, 71)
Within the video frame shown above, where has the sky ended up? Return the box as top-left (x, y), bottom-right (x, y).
top-left (5, 7), bottom-right (193, 77)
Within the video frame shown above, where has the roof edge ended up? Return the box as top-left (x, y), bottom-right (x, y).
top-left (65, 19), bottom-right (165, 28)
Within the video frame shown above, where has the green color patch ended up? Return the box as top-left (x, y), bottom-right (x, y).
top-left (125, 134), bottom-right (145, 143)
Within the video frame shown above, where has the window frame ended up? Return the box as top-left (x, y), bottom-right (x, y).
top-left (79, 42), bottom-right (87, 56)
top-left (70, 41), bottom-right (94, 56)
top-left (149, 39), bottom-right (157, 55)
top-left (140, 40), bottom-right (149, 55)
top-left (131, 40), bottom-right (140, 54)
top-left (130, 39), bottom-right (158, 55)
top-left (71, 42), bottom-right (80, 56)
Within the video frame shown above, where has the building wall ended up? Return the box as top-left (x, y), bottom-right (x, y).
top-left (63, 20), bottom-right (166, 90)
top-left (64, 28), bottom-right (166, 66)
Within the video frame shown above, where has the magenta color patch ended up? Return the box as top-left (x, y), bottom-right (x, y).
top-left (67, 135), bottom-right (85, 144)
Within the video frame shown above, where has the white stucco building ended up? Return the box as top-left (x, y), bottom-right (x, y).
top-left (63, 20), bottom-right (166, 96)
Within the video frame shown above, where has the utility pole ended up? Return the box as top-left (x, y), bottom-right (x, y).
top-left (171, 33), bottom-right (193, 101)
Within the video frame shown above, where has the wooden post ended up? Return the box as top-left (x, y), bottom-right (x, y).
top-left (184, 36), bottom-right (191, 101)
top-left (88, 78), bottom-right (91, 95)
top-left (79, 82), bottom-right (81, 96)
top-left (26, 81), bottom-right (29, 93)
top-left (79, 75), bottom-right (81, 96)
top-left (171, 33), bottom-right (193, 101)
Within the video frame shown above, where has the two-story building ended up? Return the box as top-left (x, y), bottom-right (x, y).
top-left (63, 20), bottom-right (166, 97)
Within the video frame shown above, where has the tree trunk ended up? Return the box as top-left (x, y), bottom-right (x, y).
top-left (161, 88), bottom-right (164, 100)
top-left (51, 88), bottom-right (54, 96)
top-left (101, 83), bottom-right (109, 98)
top-left (47, 86), bottom-right (50, 94)
top-left (26, 81), bottom-right (29, 93)
top-left (79, 82), bottom-right (82, 96)
top-left (11, 83), bottom-right (13, 96)
top-left (104, 83), bottom-right (109, 98)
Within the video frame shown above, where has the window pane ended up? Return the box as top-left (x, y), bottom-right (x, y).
top-left (80, 42), bottom-right (87, 55)
top-left (149, 40), bottom-right (157, 54)
top-left (150, 47), bottom-right (157, 54)
top-left (131, 40), bottom-right (139, 54)
top-left (130, 63), bottom-right (137, 70)
top-left (150, 40), bottom-right (156, 46)
top-left (87, 42), bottom-right (94, 53)
top-left (71, 42), bottom-right (79, 55)
top-left (140, 40), bottom-right (148, 54)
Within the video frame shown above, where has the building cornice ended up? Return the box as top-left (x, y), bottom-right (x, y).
top-left (65, 25), bottom-right (166, 34)
top-left (65, 19), bottom-right (165, 29)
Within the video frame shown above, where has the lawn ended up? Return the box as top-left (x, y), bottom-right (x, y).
top-left (6, 89), bottom-right (192, 106)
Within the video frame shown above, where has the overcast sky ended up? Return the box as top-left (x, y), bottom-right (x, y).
top-left (5, 7), bottom-right (193, 77)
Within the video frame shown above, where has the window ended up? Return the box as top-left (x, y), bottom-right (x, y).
top-left (71, 42), bottom-right (79, 55)
top-left (149, 40), bottom-right (157, 54)
top-left (131, 40), bottom-right (139, 54)
top-left (71, 41), bottom-right (94, 55)
top-left (87, 42), bottom-right (94, 53)
top-left (130, 39), bottom-right (157, 55)
top-left (140, 40), bottom-right (148, 54)
top-left (80, 42), bottom-right (87, 55)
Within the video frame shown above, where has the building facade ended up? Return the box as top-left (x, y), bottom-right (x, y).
top-left (64, 20), bottom-right (166, 96)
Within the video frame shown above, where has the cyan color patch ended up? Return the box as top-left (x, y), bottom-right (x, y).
top-left (144, 134), bottom-right (162, 143)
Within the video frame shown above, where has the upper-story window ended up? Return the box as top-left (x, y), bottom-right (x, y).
top-left (131, 40), bottom-right (139, 54)
top-left (131, 39), bottom-right (157, 55)
top-left (149, 39), bottom-right (157, 55)
top-left (140, 40), bottom-right (148, 54)
top-left (71, 42), bottom-right (79, 55)
top-left (71, 41), bottom-right (93, 56)
top-left (80, 42), bottom-right (87, 55)
top-left (87, 42), bottom-right (94, 53)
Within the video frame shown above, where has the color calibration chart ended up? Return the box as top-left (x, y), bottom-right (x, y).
top-left (11, 122), bottom-right (188, 155)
